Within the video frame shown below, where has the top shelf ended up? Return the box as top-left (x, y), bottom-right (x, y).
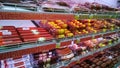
top-left (0, 10), bottom-right (120, 20)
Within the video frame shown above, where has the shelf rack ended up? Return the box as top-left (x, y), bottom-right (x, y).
top-left (0, 28), bottom-right (119, 60)
top-left (0, 10), bottom-right (120, 60)
top-left (0, 11), bottom-right (74, 20)
top-left (0, 11), bottom-right (120, 20)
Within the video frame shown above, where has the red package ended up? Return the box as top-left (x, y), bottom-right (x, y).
top-left (2, 26), bottom-right (15, 29)
top-left (18, 30), bottom-right (31, 32)
top-left (2, 40), bottom-right (22, 45)
top-left (14, 62), bottom-right (24, 67)
top-left (0, 32), bottom-right (2, 36)
top-left (20, 33), bottom-right (34, 36)
top-left (23, 38), bottom-right (37, 42)
top-left (2, 35), bottom-right (19, 38)
top-left (30, 27), bottom-right (44, 30)
top-left (17, 28), bottom-right (30, 31)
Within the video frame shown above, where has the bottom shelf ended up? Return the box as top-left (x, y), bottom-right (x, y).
top-left (0, 33), bottom-right (120, 68)
top-left (51, 40), bottom-right (120, 68)
top-left (0, 40), bottom-right (120, 68)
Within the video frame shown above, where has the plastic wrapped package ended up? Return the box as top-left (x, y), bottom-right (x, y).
top-left (0, 26), bottom-right (22, 46)
top-left (33, 50), bottom-right (58, 68)
top-left (17, 27), bottom-right (53, 42)
top-left (56, 47), bottom-right (74, 60)
top-left (0, 54), bottom-right (33, 68)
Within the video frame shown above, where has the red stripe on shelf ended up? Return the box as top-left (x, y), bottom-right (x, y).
top-left (60, 41), bottom-right (71, 47)
top-left (0, 12), bottom-right (74, 20)
top-left (80, 37), bottom-right (92, 42)
top-left (0, 44), bottom-right (56, 60)
top-left (14, 62), bottom-right (24, 67)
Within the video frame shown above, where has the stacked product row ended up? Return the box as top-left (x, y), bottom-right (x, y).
top-left (0, 19), bottom-right (120, 46)
top-left (0, 26), bottom-right (54, 46)
top-left (17, 27), bottom-right (53, 42)
top-left (0, 26), bottom-right (22, 45)
top-left (39, 20), bottom-right (74, 38)
top-left (32, 33), bottom-right (120, 68)
top-left (39, 19), bottom-right (120, 38)
top-left (69, 44), bottom-right (120, 68)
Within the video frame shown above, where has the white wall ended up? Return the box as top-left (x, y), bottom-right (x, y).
top-left (0, 20), bottom-right (36, 27)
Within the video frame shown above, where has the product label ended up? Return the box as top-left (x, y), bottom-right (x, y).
top-left (38, 37), bottom-right (46, 42)
top-left (0, 30), bottom-right (12, 35)
top-left (1, 60), bottom-right (5, 68)
top-left (22, 27), bottom-right (30, 30)
top-left (3, 31), bottom-right (12, 35)
top-left (0, 30), bottom-right (8, 32)
top-left (31, 30), bottom-right (39, 35)
top-left (13, 59), bottom-right (23, 63)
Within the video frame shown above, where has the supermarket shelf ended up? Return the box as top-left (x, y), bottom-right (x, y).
top-left (57, 29), bottom-right (119, 43)
top-left (0, 40), bottom-right (56, 60)
top-left (2, 3), bottom-right (37, 7)
top-left (51, 39), bottom-right (120, 68)
top-left (1, 2), bottom-right (120, 15)
top-left (0, 29), bottom-right (119, 60)
top-left (0, 10), bottom-right (120, 20)
top-left (0, 10), bottom-right (74, 20)
top-left (56, 29), bottom-right (118, 47)
top-left (75, 13), bottom-right (120, 19)
top-left (0, 40), bottom-right (55, 52)
top-left (1, 4), bottom-right (120, 14)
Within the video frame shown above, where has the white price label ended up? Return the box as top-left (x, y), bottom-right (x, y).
top-left (38, 37), bottom-right (46, 42)
top-left (31, 30), bottom-right (39, 35)
top-left (0, 30), bottom-right (8, 32)
top-left (1, 60), bottom-right (5, 68)
top-left (22, 27), bottom-right (30, 30)
top-left (0, 30), bottom-right (12, 35)
top-left (3, 31), bottom-right (12, 35)
top-left (13, 59), bottom-right (23, 63)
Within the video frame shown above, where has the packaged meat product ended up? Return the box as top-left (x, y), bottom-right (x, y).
top-left (17, 27), bottom-right (53, 42)
top-left (56, 47), bottom-right (74, 60)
